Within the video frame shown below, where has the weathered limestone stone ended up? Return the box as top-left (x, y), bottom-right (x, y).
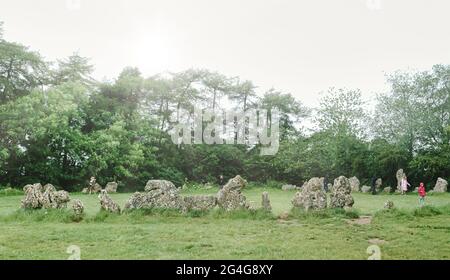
top-left (433, 178), bottom-right (448, 193)
top-left (384, 200), bottom-right (394, 209)
top-left (361, 185), bottom-right (371, 193)
top-left (383, 187), bottom-right (392, 193)
top-left (98, 190), bottom-right (121, 213)
top-left (375, 178), bottom-right (383, 191)
top-left (330, 176), bottom-right (354, 208)
top-left (183, 195), bottom-right (217, 211)
top-left (216, 175), bottom-right (250, 211)
top-left (21, 183), bottom-right (44, 209)
top-left (124, 180), bottom-right (185, 211)
top-left (105, 182), bottom-right (118, 193)
top-left (261, 192), bottom-right (272, 211)
top-left (291, 177), bottom-right (327, 211)
top-left (71, 199), bottom-right (84, 217)
top-left (396, 169), bottom-right (405, 191)
top-left (92, 183), bottom-right (102, 193)
top-left (21, 183), bottom-right (70, 209)
top-left (281, 184), bottom-right (297, 191)
top-left (349, 176), bottom-right (360, 192)
top-left (52, 190), bottom-right (70, 209)
top-left (81, 188), bottom-right (89, 194)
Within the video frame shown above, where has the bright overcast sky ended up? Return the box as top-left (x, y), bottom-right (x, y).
top-left (1, 0), bottom-right (450, 107)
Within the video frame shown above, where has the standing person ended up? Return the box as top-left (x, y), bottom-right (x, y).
top-left (323, 176), bottom-right (329, 192)
top-left (401, 175), bottom-right (410, 195)
top-left (371, 176), bottom-right (377, 195)
top-left (418, 182), bottom-right (426, 207)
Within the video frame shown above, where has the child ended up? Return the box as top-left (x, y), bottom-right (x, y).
top-left (401, 175), bottom-right (410, 195)
top-left (418, 182), bottom-right (426, 207)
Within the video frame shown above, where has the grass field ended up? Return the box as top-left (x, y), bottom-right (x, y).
top-left (0, 188), bottom-right (449, 260)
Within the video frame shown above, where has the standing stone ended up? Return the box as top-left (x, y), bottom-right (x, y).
top-left (81, 188), bottom-right (89, 194)
top-left (383, 187), bottom-right (391, 193)
top-left (88, 177), bottom-right (96, 194)
top-left (52, 190), bottom-right (70, 209)
top-left (98, 190), bottom-right (121, 213)
top-left (396, 169), bottom-right (405, 191)
top-left (261, 192), bottom-right (272, 211)
top-left (281, 185), bottom-right (297, 191)
top-left (330, 176), bottom-right (354, 208)
top-left (21, 183), bottom-right (70, 209)
top-left (349, 177), bottom-right (360, 192)
top-left (183, 195), bottom-right (217, 211)
top-left (291, 177), bottom-right (327, 211)
top-left (72, 199), bottom-right (84, 217)
top-left (216, 175), bottom-right (250, 211)
top-left (361, 186), bottom-right (371, 193)
top-left (433, 178), bottom-right (448, 193)
top-left (124, 180), bottom-right (185, 211)
top-left (92, 183), bottom-right (102, 193)
top-left (105, 182), bottom-right (118, 193)
top-left (375, 178), bottom-right (383, 191)
top-left (21, 183), bottom-right (44, 209)
top-left (384, 200), bottom-right (394, 209)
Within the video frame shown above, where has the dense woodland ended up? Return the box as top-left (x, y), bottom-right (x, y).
top-left (1, 21), bottom-right (449, 191)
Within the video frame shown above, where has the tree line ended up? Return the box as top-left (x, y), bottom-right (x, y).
top-left (1, 22), bottom-right (449, 191)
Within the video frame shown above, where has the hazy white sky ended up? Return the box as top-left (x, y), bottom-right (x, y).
top-left (1, 0), bottom-right (450, 107)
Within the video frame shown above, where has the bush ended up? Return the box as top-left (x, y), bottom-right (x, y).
top-left (0, 187), bottom-right (23, 197)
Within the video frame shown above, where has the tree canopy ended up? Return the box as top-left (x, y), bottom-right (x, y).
top-left (0, 23), bottom-right (449, 191)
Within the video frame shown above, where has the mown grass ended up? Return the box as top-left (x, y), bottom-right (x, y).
top-left (0, 188), bottom-right (449, 259)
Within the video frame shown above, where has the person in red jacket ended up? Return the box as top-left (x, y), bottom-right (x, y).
top-left (418, 182), bottom-right (426, 207)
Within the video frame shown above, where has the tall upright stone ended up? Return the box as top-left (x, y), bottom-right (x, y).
top-left (98, 190), bottom-right (121, 213)
top-left (434, 178), bottom-right (448, 193)
top-left (291, 177), bottom-right (327, 211)
top-left (349, 177), bottom-right (360, 192)
top-left (261, 192), bottom-right (272, 211)
top-left (217, 175), bottom-right (250, 211)
top-left (330, 176), bottom-right (354, 208)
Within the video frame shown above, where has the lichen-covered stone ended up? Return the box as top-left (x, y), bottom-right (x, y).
top-left (216, 175), bottom-right (250, 211)
top-left (20, 183), bottom-right (70, 209)
top-left (98, 190), bottom-right (121, 213)
top-left (349, 176), bottom-right (360, 192)
top-left (183, 195), bottom-right (217, 211)
top-left (375, 178), bottom-right (383, 190)
top-left (261, 192), bottom-right (272, 211)
top-left (433, 178), bottom-right (448, 193)
top-left (330, 176), bottom-right (354, 208)
top-left (105, 182), bottom-right (118, 193)
top-left (21, 183), bottom-right (44, 209)
top-left (384, 200), bottom-right (394, 209)
top-left (281, 184), bottom-right (297, 191)
top-left (291, 177), bottom-right (327, 211)
top-left (361, 185), bottom-right (371, 193)
top-left (123, 180), bottom-right (185, 211)
top-left (383, 187), bottom-right (391, 193)
top-left (72, 199), bottom-right (84, 217)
